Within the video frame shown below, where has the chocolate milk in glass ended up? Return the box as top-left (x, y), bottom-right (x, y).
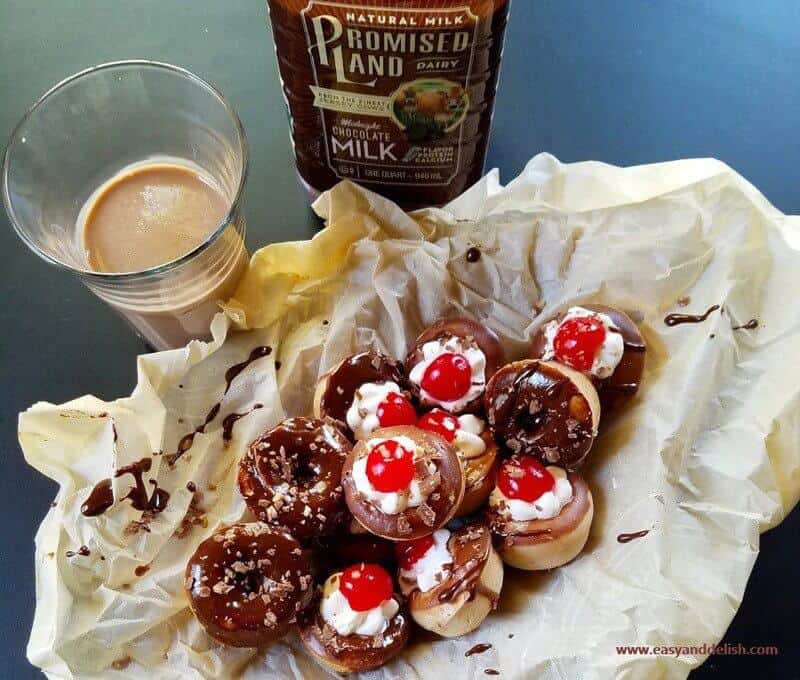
top-left (266, 0), bottom-right (510, 208)
top-left (78, 159), bottom-right (248, 350)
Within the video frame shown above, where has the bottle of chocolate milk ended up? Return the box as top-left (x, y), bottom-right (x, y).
top-left (267, 0), bottom-right (510, 209)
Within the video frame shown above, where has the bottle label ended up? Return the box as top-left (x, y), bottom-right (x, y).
top-left (300, 2), bottom-right (479, 187)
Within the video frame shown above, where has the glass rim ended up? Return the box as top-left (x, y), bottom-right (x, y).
top-left (1, 59), bottom-right (249, 281)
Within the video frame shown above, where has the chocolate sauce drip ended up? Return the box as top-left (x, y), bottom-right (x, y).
top-left (168, 402), bottom-right (221, 465)
top-left (733, 319), bottom-right (759, 331)
top-left (186, 481), bottom-right (197, 493)
top-left (664, 304), bottom-right (720, 327)
top-left (617, 529), bottom-right (650, 544)
top-left (466, 247), bottom-right (482, 263)
top-left (485, 670), bottom-right (500, 676)
top-left (436, 557), bottom-right (488, 604)
top-left (147, 480), bottom-right (170, 512)
top-left (224, 346), bottom-right (272, 395)
top-left (222, 404), bottom-right (263, 443)
top-left (65, 545), bottom-right (91, 558)
top-left (115, 457), bottom-right (170, 513)
top-left (465, 643), bottom-right (493, 657)
top-left (116, 458), bottom-right (152, 510)
top-left (134, 564), bottom-right (150, 577)
top-left (81, 478), bottom-right (114, 517)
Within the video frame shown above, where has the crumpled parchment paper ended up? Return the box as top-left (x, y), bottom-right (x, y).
top-left (20, 154), bottom-right (800, 679)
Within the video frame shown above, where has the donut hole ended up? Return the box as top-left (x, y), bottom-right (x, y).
top-left (290, 457), bottom-right (322, 486)
top-left (236, 569), bottom-right (264, 595)
top-left (512, 403), bottom-right (545, 435)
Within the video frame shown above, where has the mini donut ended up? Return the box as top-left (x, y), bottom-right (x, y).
top-left (238, 417), bottom-right (351, 540)
top-left (417, 409), bottom-right (499, 516)
top-left (484, 359), bottom-right (600, 469)
top-left (397, 524), bottom-right (503, 637)
top-left (184, 523), bottom-right (314, 647)
top-left (313, 352), bottom-right (415, 439)
top-left (405, 317), bottom-right (506, 414)
top-left (341, 426), bottom-right (465, 541)
top-left (299, 563), bottom-right (410, 673)
top-left (485, 457), bottom-right (593, 570)
top-left (529, 304), bottom-right (646, 418)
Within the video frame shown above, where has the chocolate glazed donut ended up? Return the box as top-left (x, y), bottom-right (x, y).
top-left (530, 304), bottom-right (646, 419)
top-left (299, 595), bottom-right (410, 673)
top-left (405, 317), bottom-right (506, 412)
top-left (342, 426), bottom-right (465, 541)
top-left (239, 418), bottom-right (351, 540)
top-left (314, 352), bottom-right (405, 428)
top-left (484, 360), bottom-right (600, 469)
top-left (185, 523), bottom-right (314, 647)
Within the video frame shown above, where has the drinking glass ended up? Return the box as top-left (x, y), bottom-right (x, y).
top-left (2, 60), bottom-right (249, 350)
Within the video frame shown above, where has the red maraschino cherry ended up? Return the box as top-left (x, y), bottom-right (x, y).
top-left (421, 352), bottom-right (472, 401)
top-left (366, 439), bottom-right (415, 492)
top-left (498, 456), bottom-right (555, 502)
top-left (339, 563), bottom-right (394, 611)
top-left (376, 392), bottom-right (417, 428)
top-left (553, 316), bottom-right (606, 372)
top-left (395, 535), bottom-right (435, 571)
top-left (416, 409), bottom-right (459, 442)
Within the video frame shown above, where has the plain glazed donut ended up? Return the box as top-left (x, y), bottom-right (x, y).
top-left (184, 523), bottom-right (314, 647)
top-left (238, 417), bottom-right (351, 540)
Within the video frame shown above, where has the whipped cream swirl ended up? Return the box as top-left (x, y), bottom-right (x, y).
top-left (490, 466), bottom-right (573, 521)
top-left (320, 573), bottom-right (399, 636)
top-left (399, 529), bottom-right (453, 593)
top-left (409, 336), bottom-right (486, 412)
top-left (542, 306), bottom-right (624, 379)
top-left (352, 435), bottom-right (434, 514)
top-left (346, 381), bottom-right (404, 440)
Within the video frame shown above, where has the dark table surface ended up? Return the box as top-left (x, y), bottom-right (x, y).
top-left (1, 1), bottom-right (798, 677)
